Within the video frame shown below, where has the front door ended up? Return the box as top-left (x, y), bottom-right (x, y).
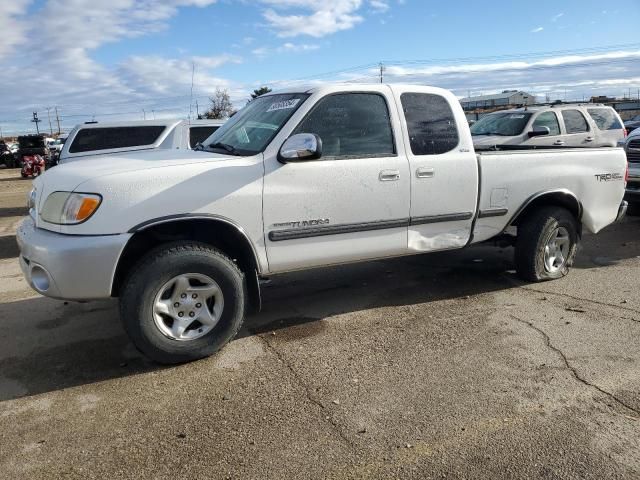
top-left (525, 111), bottom-right (563, 147)
top-left (392, 87), bottom-right (479, 251)
top-left (263, 89), bottom-right (411, 272)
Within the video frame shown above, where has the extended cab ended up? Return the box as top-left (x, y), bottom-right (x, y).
top-left (17, 84), bottom-right (628, 364)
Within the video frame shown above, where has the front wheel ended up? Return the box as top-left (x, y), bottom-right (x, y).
top-left (120, 242), bottom-right (246, 364)
top-left (515, 206), bottom-right (579, 282)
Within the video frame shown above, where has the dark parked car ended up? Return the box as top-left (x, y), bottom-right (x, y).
top-left (17, 135), bottom-right (51, 168)
top-left (624, 114), bottom-right (640, 134)
top-left (0, 141), bottom-right (16, 168)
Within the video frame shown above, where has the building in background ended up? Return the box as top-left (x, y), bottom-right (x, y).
top-left (460, 90), bottom-right (535, 111)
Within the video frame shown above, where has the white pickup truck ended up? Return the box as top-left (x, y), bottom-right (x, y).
top-left (18, 84), bottom-right (628, 364)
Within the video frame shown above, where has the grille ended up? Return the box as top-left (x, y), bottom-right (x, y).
top-left (628, 139), bottom-right (640, 163)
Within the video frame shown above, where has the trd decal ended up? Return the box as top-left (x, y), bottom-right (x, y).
top-left (594, 173), bottom-right (624, 182)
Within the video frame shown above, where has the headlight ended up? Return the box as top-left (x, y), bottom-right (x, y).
top-left (41, 192), bottom-right (102, 225)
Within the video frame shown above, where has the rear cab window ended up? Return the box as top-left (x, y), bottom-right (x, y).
top-left (68, 126), bottom-right (166, 153)
top-left (587, 108), bottom-right (623, 131)
top-left (401, 93), bottom-right (459, 155)
top-left (561, 110), bottom-right (590, 134)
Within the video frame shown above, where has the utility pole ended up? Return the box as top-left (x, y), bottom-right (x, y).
top-left (46, 107), bottom-right (53, 135)
top-left (196, 100), bottom-right (200, 119)
top-left (189, 62), bottom-right (195, 119)
top-left (54, 106), bottom-right (61, 134)
top-left (0, 126), bottom-right (3, 140)
top-left (31, 112), bottom-right (41, 134)
top-left (379, 62), bottom-right (385, 84)
top-left (142, 108), bottom-right (146, 120)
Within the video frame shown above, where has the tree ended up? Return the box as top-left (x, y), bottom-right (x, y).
top-left (203, 88), bottom-right (235, 119)
top-left (250, 86), bottom-right (272, 101)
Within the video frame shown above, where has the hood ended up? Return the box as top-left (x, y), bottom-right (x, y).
top-left (472, 134), bottom-right (521, 147)
top-left (39, 149), bottom-right (234, 193)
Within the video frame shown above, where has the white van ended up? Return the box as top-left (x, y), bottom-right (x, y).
top-left (59, 119), bottom-right (225, 163)
top-left (471, 104), bottom-right (625, 149)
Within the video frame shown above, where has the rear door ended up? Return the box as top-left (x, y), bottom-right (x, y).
top-left (559, 109), bottom-right (592, 146)
top-left (392, 87), bottom-right (478, 252)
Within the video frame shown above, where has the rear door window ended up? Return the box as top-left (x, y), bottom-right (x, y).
top-left (189, 126), bottom-right (220, 148)
top-left (400, 93), bottom-right (459, 155)
top-left (587, 108), bottom-right (623, 130)
top-left (69, 126), bottom-right (166, 153)
top-left (562, 110), bottom-right (590, 134)
top-left (532, 111), bottom-right (560, 135)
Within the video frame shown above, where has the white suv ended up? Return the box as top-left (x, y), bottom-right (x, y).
top-left (471, 104), bottom-right (625, 149)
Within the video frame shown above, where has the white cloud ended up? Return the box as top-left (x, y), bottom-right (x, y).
top-left (253, 42), bottom-right (320, 57)
top-left (531, 26), bottom-right (544, 33)
top-left (260, 0), bottom-right (364, 37)
top-left (369, 0), bottom-right (389, 13)
top-left (0, 0), bottom-right (30, 59)
top-left (551, 12), bottom-right (564, 22)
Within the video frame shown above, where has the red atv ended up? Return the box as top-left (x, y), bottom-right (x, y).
top-left (20, 154), bottom-right (45, 178)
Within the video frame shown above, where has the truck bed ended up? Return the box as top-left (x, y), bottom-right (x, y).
top-left (473, 147), bottom-right (627, 242)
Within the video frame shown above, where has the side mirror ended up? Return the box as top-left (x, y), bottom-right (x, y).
top-left (278, 133), bottom-right (322, 163)
top-left (528, 126), bottom-right (551, 138)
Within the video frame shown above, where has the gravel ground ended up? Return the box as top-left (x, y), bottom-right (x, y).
top-left (0, 166), bottom-right (638, 479)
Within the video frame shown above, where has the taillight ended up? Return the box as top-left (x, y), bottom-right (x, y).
top-left (625, 161), bottom-right (629, 185)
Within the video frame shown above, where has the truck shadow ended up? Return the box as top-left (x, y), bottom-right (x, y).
top-left (0, 245), bottom-right (519, 402)
top-left (0, 235), bottom-right (19, 260)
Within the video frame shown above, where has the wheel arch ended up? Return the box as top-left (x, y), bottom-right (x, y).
top-left (112, 215), bottom-right (262, 311)
top-left (508, 189), bottom-right (583, 229)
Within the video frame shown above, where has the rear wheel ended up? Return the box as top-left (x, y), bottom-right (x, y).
top-left (120, 242), bottom-right (246, 364)
top-left (515, 206), bottom-right (579, 282)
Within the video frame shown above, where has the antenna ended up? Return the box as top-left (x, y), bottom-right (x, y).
top-left (189, 61), bottom-right (195, 120)
top-left (379, 62), bottom-right (385, 84)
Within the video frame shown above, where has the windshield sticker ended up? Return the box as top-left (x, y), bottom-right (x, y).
top-left (509, 114), bottom-right (526, 119)
top-left (267, 99), bottom-right (300, 112)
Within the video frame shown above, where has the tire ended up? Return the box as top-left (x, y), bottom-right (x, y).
top-left (627, 202), bottom-right (640, 217)
top-left (515, 206), bottom-right (579, 282)
top-left (120, 242), bottom-right (246, 364)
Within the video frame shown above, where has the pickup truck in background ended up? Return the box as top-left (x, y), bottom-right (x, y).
top-left (18, 84), bottom-right (628, 364)
top-left (622, 128), bottom-right (640, 211)
top-left (471, 104), bottom-right (625, 149)
top-left (58, 119), bottom-right (225, 163)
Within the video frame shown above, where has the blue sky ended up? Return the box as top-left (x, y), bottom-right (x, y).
top-left (1, 0), bottom-right (639, 134)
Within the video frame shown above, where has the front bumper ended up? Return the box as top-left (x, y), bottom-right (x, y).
top-left (17, 217), bottom-right (131, 300)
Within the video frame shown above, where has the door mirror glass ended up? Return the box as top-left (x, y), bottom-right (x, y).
top-left (278, 133), bottom-right (322, 162)
top-left (528, 125), bottom-right (550, 137)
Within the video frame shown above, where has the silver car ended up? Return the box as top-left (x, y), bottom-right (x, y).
top-left (471, 104), bottom-right (625, 149)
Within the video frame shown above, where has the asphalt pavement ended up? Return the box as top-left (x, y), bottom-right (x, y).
top-left (0, 167), bottom-right (638, 479)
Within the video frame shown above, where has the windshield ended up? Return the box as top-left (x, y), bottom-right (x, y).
top-left (201, 93), bottom-right (309, 156)
top-left (470, 112), bottom-right (533, 136)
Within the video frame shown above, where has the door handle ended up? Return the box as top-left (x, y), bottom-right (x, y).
top-left (553, 140), bottom-right (565, 146)
top-left (416, 167), bottom-right (435, 178)
top-left (379, 170), bottom-right (400, 181)
top-left (585, 136), bottom-right (594, 142)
